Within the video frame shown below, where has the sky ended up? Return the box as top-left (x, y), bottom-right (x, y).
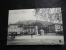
top-left (8, 9), bottom-right (36, 24)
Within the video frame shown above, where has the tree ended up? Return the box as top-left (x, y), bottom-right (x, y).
top-left (34, 8), bottom-right (62, 23)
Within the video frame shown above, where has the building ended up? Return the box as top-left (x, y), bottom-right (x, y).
top-left (8, 24), bottom-right (22, 35)
top-left (8, 23), bottom-right (63, 36)
top-left (8, 24), bottom-right (18, 32)
top-left (8, 24), bottom-right (38, 35)
top-left (48, 23), bottom-right (63, 33)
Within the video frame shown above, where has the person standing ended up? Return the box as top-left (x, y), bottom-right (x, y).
top-left (29, 29), bottom-right (33, 38)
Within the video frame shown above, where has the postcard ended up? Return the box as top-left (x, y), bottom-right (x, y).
top-left (7, 8), bottom-right (64, 45)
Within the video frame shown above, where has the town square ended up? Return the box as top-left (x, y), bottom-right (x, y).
top-left (7, 8), bottom-right (64, 45)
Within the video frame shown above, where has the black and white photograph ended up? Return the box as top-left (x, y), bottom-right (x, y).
top-left (7, 8), bottom-right (64, 45)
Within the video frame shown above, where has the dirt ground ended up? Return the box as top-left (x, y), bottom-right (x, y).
top-left (7, 35), bottom-right (64, 45)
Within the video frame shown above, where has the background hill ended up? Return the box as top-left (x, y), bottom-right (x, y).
top-left (15, 20), bottom-right (53, 27)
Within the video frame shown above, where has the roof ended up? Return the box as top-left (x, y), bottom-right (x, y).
top-left (53, 23), bottom-right (62, 25)
top-left (18, 25), bottom-right (24, 27)
top-left (8, 24), bottom-right (18, 26)
top-left (48, 23), bottom-right (63, 26)
top-left (24, 26), bottom-right (35, 29)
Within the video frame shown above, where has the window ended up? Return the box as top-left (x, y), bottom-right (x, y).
top-left (57, 25), bottom-right (60, 29)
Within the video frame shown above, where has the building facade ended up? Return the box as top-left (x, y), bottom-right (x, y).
top-left (8, 23), bottom-right (63, 36)
top-left (8, 24), bottom-right (38, 35)
top-left (48, 24), bottom-right (63, 33)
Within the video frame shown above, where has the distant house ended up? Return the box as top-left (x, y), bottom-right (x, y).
top-left (19, 25), bottom-right (38, 35)
top-left (8, 24), bottom-right (18, 32)
top-left (8, 24), bottom-right (23, 35)
top-left (8, 24), bottom-right (38, 35)
top-left (48, 23), bottom-right (63, 33)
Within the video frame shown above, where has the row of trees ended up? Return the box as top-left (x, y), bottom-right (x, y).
top-left (34, 8), bottom-right (62, 23)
